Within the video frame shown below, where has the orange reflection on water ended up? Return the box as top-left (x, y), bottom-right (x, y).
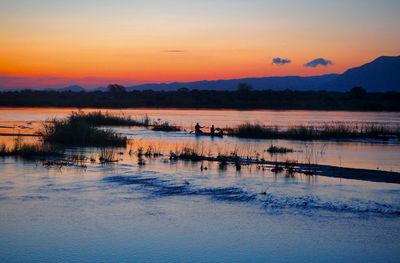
top-left (1, 107), bottom-right (399, 172)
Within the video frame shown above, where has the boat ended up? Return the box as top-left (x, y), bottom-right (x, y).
top-left (195, 131), bottom-right (223, 137)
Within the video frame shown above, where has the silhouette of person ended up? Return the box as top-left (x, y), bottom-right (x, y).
top-left (195, 123), bottom-right (204, 133)
top-left (210, 125), bottom-right (215, 135)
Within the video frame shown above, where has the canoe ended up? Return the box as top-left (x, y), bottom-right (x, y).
top-left (195, 131), bottom-right (223, 137)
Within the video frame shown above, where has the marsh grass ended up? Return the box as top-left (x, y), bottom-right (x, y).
top-left (144, 145), bottom-right (162, 157)
top-left (0, 138), bottom-right (63, 158)
top-left (266, 144), bottom-right (294, 154)
top-left (69, 111), bottom-right (186, 133)
top-left (171, 146), bottom-right (203, 161)
top-left (233, 123), bottom-right (278, 139)
top-left (99, 148), bottom-right (118, 163)
top-left (151, 121), bottom-right (181, 132)
top-left (39, 117), bottom-right (127, 147)
top-left (217, 154), bottom-right (228, 168)
top-left (303, 143), bottom-right (327, 175)
top-left (231, 122), bottom-right (400, 140)
top-left (271, 163), bottom-right (284, 173)
top-left (0, 136), bottom-right (92, 169)
top-left (42, 158), bottom-right (87, 169)
top-left (70, 111), bottom-right (151, 127)
top-left (284, 159), bottom-right (298, 177)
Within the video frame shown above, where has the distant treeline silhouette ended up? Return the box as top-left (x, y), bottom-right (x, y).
top-left (0, 84), bottom-right (399, 111)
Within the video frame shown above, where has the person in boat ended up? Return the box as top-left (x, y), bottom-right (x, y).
top-left (195, 123), bottom-right (204, 134)
top-left (210, 125), bottom-right (215, 135)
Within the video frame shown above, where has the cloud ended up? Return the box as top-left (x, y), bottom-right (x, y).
top-left (272, 57), bottom-right (291, 65)
top-left (304, 58), bottom-right (333, 68)
top-left (162, 50), bottom-right (185, 53)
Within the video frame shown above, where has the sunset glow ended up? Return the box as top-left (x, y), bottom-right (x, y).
top-left (1, 0), bottom-right (400, 89)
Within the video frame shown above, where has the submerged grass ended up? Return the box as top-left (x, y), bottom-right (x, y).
top-left (99, 148), bottom-right (118, 163)
top-left (231, 122), bottom-right (400, 140)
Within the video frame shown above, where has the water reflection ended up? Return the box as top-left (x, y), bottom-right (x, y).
top-left (1, 108), bottom-right (400, 172)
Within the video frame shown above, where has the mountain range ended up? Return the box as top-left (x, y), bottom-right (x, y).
top-left (44, 85), bottom-right (86, 92)
top-left (324, 55), bottom-right (400, 92)
top-left (50, 55), bottom-right (400, 93)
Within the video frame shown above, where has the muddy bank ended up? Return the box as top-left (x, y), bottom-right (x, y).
top-left (249, 159), bottom-right (400, 184)
top-left (172, 154), bottom-right (400, 184)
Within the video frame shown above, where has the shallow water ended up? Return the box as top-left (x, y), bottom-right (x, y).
top-left (1, 107), bottom-right (400, 262)
top-left (0, 155), bottom-right (399, 263)
top-left (1, 107), bottom-right (400, 172)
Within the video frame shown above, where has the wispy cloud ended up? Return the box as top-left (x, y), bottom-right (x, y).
top-left (304, 58), bottom-right (333, 68)
top-left (162, 50), bottom-right (185, 53)
top-left (272, 57), bottom-right (291, 65)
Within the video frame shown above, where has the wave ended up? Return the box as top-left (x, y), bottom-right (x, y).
top-left (104, 175), bottom-right (256, 202)
top-left (104, 175), bottom-right (400, 216)
top-left (263, 194), bottom-right (400, 215)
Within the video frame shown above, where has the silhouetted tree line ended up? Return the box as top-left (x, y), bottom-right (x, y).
top-left (0, 84), bottom-right (399, 111)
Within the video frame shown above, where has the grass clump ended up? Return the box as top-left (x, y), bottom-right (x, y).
top-left (266, 144), bottom-right (293, 154)
top-left (0, 140), bottom-right (63, 158)
top-left (284, 159), bottom-right (298, 176)
top-left (151, 121), bottom-right (181, 132)
top-left (233, 123), bottom-right (278, 139)
top-left (231, 122), bottom-right (400, 140)
top-left (69, 111), bottom-right (151, 127)
top-left (144, 145), bottom-right (162, 157)
top-left (99, 148), bottom-right (118, 163)
top-left (170, 146), bottom-right (203, 161)
top-left (39, 117), bottom-right (127, 147)
top-left (69, 111), bottom-right (184, 133)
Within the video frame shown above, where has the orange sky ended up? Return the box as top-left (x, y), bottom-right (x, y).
top-left (1, 0), bottom-right (400, 88)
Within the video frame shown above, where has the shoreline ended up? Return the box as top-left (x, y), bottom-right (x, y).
top-left (254, 159), bottom-right (400, 184)
top-left (170, 154), bottom-right (400, 184)
top-left (1, 105), bottom-right (400, 112)
top-left (0, 145), bottom-right (399, 183)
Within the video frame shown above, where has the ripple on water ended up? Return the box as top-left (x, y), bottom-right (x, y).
top-left (104, 174), bottom-right (400, 216)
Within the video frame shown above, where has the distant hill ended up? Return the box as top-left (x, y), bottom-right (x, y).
top-left (126, 74), bottom-right (339, 91)
top-left (323, 55), bottom-right (400, 92)
top-left (32, 55), bottom-right (400, 93)
top-left (93, 86), bottom-right (107, 92)
top-left (44, 85), bottom-right (85, 92)
top-left (58, 85), bottom-right (85, 92)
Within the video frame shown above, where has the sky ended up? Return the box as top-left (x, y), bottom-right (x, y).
top-left (1, 0), bottom-right (400, 89)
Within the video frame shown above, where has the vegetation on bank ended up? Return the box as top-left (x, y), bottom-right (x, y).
top-left (38, 116), bottom-right (128, 147)
top-left (69, 111), bottom-right (151, 127)
top-left (0, 139), bottom-right (63, 157)
top-left (151, 121), bottom-right (181, 132)
top-left (1, 85), bottom-right (399, 111)
top-left (169, 146), bottom-right (204, 161)
top-left (69, 111), bottom-right (180, 132)
top-left (230, 122), bottom-right (400, 140)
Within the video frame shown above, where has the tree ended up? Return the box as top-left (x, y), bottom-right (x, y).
top-left (107, 84), bottom-right (126, 98)
top-left (237, 82), bottom-right (253, 92)
top-left (350, 86), bottom-right (366, 98)
top-left (177, 87), bottom-right (189, 92)
top-left (107, 84), bottom-right (126, 93)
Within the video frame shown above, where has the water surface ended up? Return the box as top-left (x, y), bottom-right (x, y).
top-left (1, 107), bottom-right (400, 171)
top-left (1, 107), bottom-right (400, 262)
